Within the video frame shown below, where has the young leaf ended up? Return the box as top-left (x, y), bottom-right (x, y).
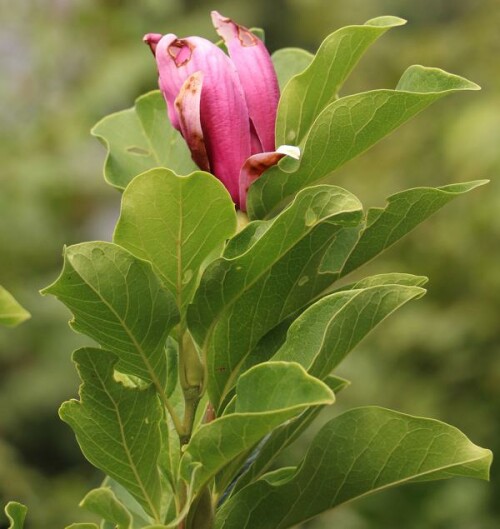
top-left (0, 286), bottom-right (30, 327)
top-left (188, 185), bottom-right (363, 410)
top-left (114, 168), bottom-right (237, 314)
top-left (273, 284), bottom-right (426, 379)
top-left (340, 181), bottom-right (488, 276)
top-left (101, 477), bottom-right (152, 529)
top-left (42, 242), bottom-right (179, 390)
top-left (4, 502), bottom-right (27, 529)
top-left (271, 48), bottom-right (314, 90)
top-left (179, 362), bottom-right (334, 497)
top-left (276, 16), bottom-right (407, 146)
top-left (60, 348), bottom-right (164, 521)
top-left (91, 91), bottom-right (196, 190)
top-left (80, 487), bottom-right (132, 529)
top-left (248, 66), bottom-right (480, 219)
top-left (216, 407), bottom-right (492, 529)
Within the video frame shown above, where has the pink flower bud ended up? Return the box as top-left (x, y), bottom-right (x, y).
top-left (145, 13), bottom-right (290, 210)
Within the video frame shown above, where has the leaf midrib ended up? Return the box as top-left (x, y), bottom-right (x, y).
top-left (87, 353), bottom-right (161, 522)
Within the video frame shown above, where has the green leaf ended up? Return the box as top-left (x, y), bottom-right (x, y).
top-left (114, 168), bottom-right (237, 314)
top-left (229, 374), bottom-right (350, 495)
top-left (180, 362), bottom-right (334, 497)
top-left (341, 181), bottom-right (488, 276)
top-left (60, 348), bottom-right (164, 521)
top-left (102, 477), bottom-right (152, 529)
top-left (0, 286), bottom-right (30, 327)
top-left (66, 522), bottom-right (100, 529)
top-left (91, 91), bottom-right (196, 190)
top-left (216, 407), bottom-right (492, 529)
top-left (4, 502), bottom-right (27, 529)
top-left (188, 185), bottom-right (363, 410)
top-left (42, 242), bottom-right (179, 391)
top-left (248, 66), bottom-right (480, 219)
top-left (273, 284), bottom-right (425, 379)
top-left (336, 272), bottom-right (429, 291)
top-left (80, 487), bottom-right (132, 529)
top-left (271, 48), bottom-right (314, 90)
top-left (276, 16), bottom-right (406, 147)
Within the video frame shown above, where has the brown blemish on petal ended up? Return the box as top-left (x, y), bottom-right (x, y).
top-left (175, 73), bottom-right (210, 172)
top-left (212, 11), bottom-right (257, 47)
top-left (237, 26), bottom-right (258, 47)
top-left (240, 152), bottom-right (284, 194)
top-left (168, 39), bottom-right (195, 67)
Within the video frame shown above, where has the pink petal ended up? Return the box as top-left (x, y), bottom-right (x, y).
top-left (239, 151), bottom-right (285, 211)
top-left (212, 11), bottom-right (280, 153)
top-left (147, 33), bottom-right (252, 204)
top-left (143, 33), bottom-right (163, 55)
top-left (174, 71), bottom-right (210, 172)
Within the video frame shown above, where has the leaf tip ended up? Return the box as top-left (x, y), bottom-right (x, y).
top-left (397, 65), bottom-right (481, 94)
top-left (365, 15), bottom-right (407, 28)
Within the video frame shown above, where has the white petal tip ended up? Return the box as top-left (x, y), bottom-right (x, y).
top-left (277, 145), bottom-right (301, 160)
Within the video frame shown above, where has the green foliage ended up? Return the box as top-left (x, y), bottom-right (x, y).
top-left (275, 16), bottom-right (407, 147)
top-left (216, 407), bottom-right (492, 529)
top-left (271, 48), bottom-right (313, 90)
top-left (188, 185), bottom-right (363, 410)
top-left (248, 66), bottom-right (480, 219)
top-left (180, 362), bottom-right (334, 496)
top-left (4, 502), bottom-right (27, 529)
top-left (15, 9), bottom-right (491, 529)
top-left (60, 349), bottom-right (165, 521)
top-left (272, 283), bottom-right (426, 378)
top-left (114, 168), bottom-right (237, 314)
top-left (91, 91), bottom-right (196, 190)
top-left (42, 242), bottom-right (179, 390)
top-left (0, 287), bottom-right (30, 327)
top-left (80, 487), bottom-right (132, 529)
top-left (341, 181), bottom-right (488, 275)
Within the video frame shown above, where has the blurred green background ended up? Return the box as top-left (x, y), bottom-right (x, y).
top-left (1, 0), bottom-right (498, 527)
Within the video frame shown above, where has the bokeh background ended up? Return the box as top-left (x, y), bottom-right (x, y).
top-left (1, 0), bottom-right (499, 527)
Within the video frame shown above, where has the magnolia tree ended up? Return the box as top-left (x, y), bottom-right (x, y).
top-left (3, 11), bottom-right (492, 529)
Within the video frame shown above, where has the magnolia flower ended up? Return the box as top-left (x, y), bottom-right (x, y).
top-left (144, 11), bottom-right (299, 210)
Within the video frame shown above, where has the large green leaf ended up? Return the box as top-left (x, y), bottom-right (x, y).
top-left (228, 375), bottom-right (349, 495)
top-left (273, 284), bottom-right (425, 379)
top-left (216, 407), bottom-right (492, 529)
top-left (276, 16), bottom-right (406, 147)
top-left (91, 91), bottom-right (196, 190)
top-left (0, 286), bottom-right (30, 327)
top-left (114, 168), bottom-right (237, 314)
top-left (179, 362), bottom-right (334, 497)
top-left (188, 185), bottom-right (363, 410)
top-left (60, 348), bottom-right (164, 521)
top-left (4, 502), bottom-right (27, 529)
top-left (248, 66), bottom-right (480, 219)
top-left (229, 280), bottom-right (424, 494)
top-left (271, 48), bottom-right (314, 90)
top-left (42, 242), bottom-right (179, 391)
top-left (241, 272), bottom-right (427, 375)
top-left (340, 181), bottom-right (488, 276)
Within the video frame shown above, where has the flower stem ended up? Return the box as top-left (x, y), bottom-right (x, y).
top-left (178, 326), bottom-right (204, 445)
